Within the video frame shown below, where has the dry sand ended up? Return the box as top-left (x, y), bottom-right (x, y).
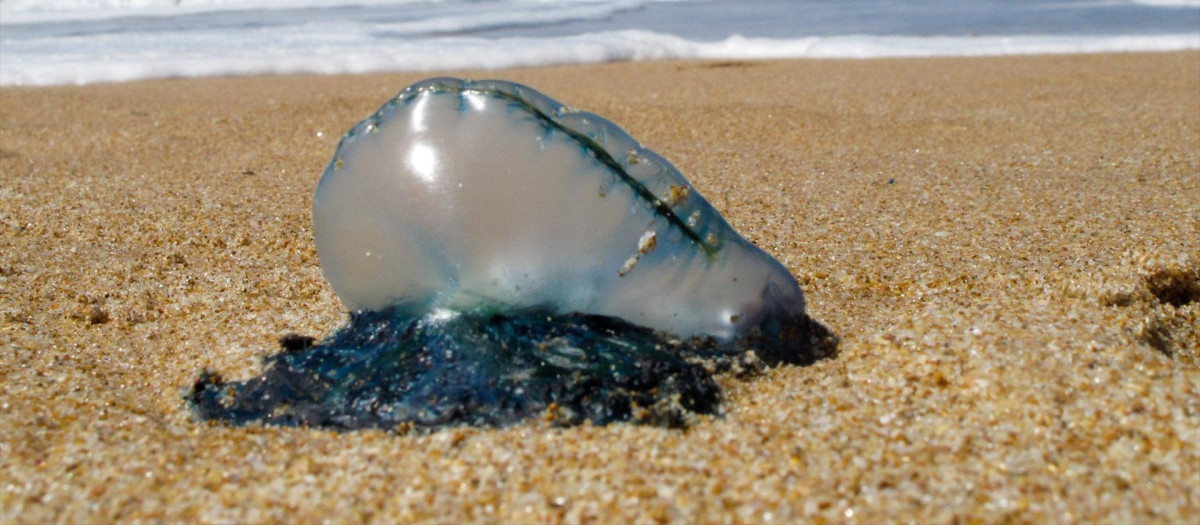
top-left (1, 52), bottom-right (1198, 523)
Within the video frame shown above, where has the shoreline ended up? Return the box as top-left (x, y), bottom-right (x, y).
top-left (2, 52), bottom-right (1197, 522)
top-left (6, 46), bottom-right (1200, 90)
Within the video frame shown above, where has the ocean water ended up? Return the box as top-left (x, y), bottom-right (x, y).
top-left (1, 0), bottom-right (1197, 86)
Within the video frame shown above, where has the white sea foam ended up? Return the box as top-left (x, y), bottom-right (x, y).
top-left (1, 0), bottom-right (1197, 86)
top-left (370, 1), bottom-right (644, 37)
top-left (0, 0), bottom-right (428, 23)
top-left (4, 30), bottom-right (1196, 87)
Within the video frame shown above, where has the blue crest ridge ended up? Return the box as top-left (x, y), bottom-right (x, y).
top-left (337, 78), bottom-right (722, 258)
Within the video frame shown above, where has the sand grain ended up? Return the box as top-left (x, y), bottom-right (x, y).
top-left (1, 52), bottom-right (1198, 523)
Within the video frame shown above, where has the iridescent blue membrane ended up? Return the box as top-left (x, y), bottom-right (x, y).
top-left (189, 78), bottom-right (836, 430)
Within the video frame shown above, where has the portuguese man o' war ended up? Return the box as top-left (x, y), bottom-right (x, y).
top-left (190, 78), bottom-right (837, 430)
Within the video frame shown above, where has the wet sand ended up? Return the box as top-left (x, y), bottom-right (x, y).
top-left (1, 52), bottom-right (1197, 522)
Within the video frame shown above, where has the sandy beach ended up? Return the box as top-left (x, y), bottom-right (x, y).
top-left (1, 52), bottom-right (1198, 522)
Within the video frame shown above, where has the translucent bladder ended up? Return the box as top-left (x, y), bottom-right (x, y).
top-left (314, 77), bottom-right (807, 342)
